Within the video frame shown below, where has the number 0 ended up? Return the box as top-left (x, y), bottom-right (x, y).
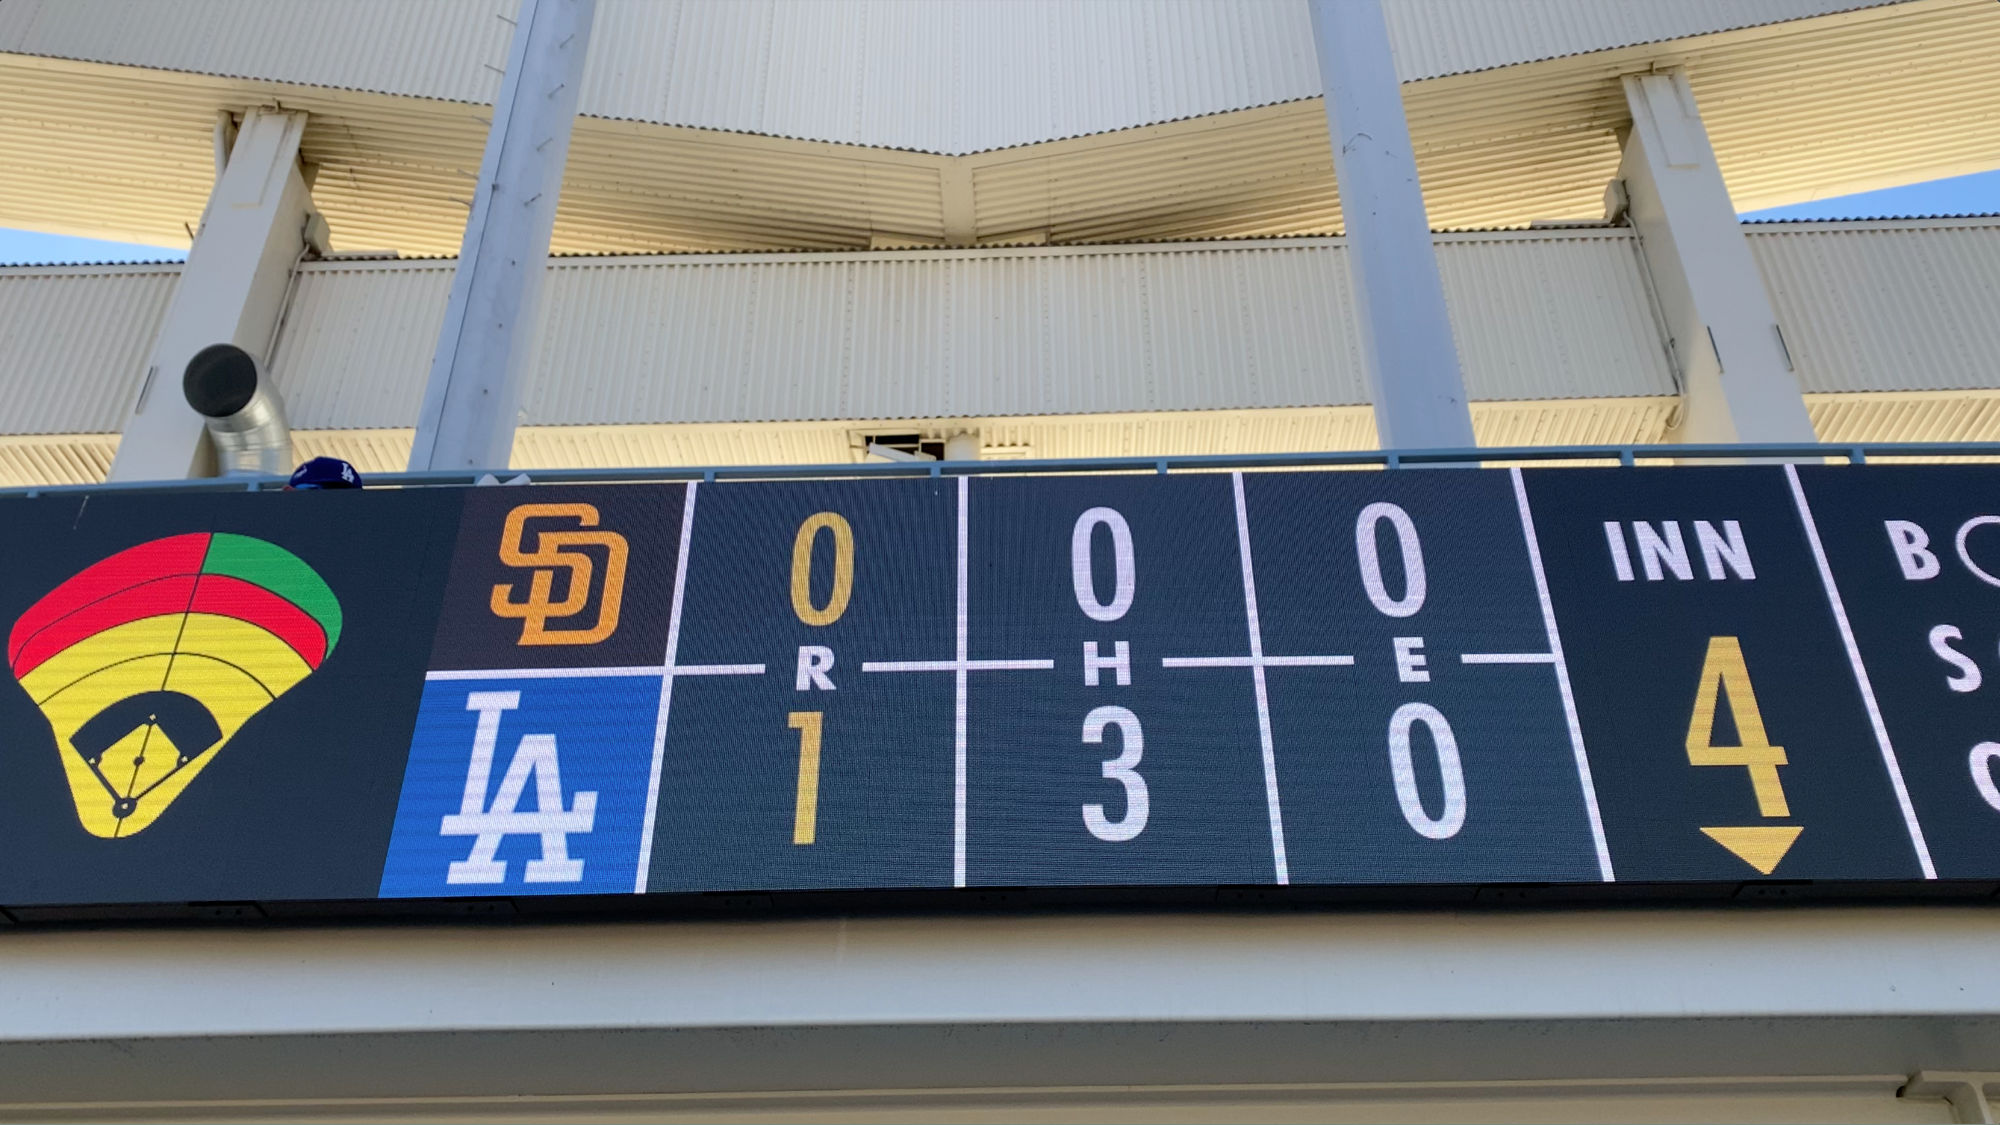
top-left (1356, 502), bottom-right (1426, 618)
top-left (1071, 508), bottom-right (1135, 622)
top-left (1972, 742), bottom-right (2000, 812)
top-left (1388, 702), bottom-right (1465, 839)
top-left (791, 512), bottom-right (854, 626)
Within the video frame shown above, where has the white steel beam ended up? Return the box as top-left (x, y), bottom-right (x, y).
top-left (1616, 71), bottom-right (1816, 444)
top-left (1308, 0), bottom-right (1475, 451)
top-left (107, 108), bottom-right (316, 481)
top-left (407, 0), bottom-right (596, 473)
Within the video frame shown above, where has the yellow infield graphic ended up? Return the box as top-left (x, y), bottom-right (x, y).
top-left (7, 533), bottom-right (341, 837)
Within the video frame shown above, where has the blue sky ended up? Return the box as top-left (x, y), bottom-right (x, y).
top-left (0, 168), bottom-right (1994, 264)
top-left (1739, 167), bottom-right (2000, 222)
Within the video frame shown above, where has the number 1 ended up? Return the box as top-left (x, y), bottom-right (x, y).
top-left (789, 711), bottom-right (822, 844)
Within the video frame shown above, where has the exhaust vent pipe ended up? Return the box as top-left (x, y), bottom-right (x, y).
top-left (182, 343), bottom-right (293, 477)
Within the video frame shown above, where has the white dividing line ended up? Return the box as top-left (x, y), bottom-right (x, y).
top-left (1235, 472), bottom-right (1290, 885)
top-left (1459, 652), bottom-right (1558, 665)
top-left (1784, 463), bottom-right (1937, 879)
top-left (1510, 467), bottom-right (1615, 883)
top-left (955, 475), bottom-right (970, 890)
top-left (426, 665), bottom-right (668, 681)
top-left (856, 477), bottom-right (1054, 888)
top-left (427, 662), bottom-right (764, 681)
top-left (1153, 473), bottom-right (1366, 885)
top-left (630, 483), bottom-right (771, 893)
top-left (668, 663), bottom-right (769, 676)
top-left (635, 483), bottom-right (700, 893)
top-left (863, 659), bottom-right (1055, 673)
top-left (1162, 655), bottom-right (1354, 668)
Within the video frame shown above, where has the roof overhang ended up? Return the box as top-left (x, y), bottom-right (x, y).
top-left (0, 0), bottom-right (1993, 254)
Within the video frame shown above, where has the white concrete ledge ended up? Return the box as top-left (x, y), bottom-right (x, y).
top-left (1, 907), bottom-right (1997, 1042)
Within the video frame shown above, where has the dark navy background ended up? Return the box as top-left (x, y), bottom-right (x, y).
top-left (1525, 467), bottom-right (1927, 882)
top-left (429, 484), bottom-right (684, 671)
top-left (966, 475), bottom-right (1276, 885)
top-left (0, 488), bottom-right (460, 905)
top-left (647, 479), bottom-right (958, 892)
top-left (1799, 465), bottom-right (2000, 879)
top-left (1245, 470), bottom-right (1604, 884)
top-left (5, 466), bottom-right (1991, 909)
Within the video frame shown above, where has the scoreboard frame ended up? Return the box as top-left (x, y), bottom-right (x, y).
top-left (2, 445), bottom-right (1999, 923)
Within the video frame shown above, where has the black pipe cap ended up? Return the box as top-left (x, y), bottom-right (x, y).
top-left (182, 343), bottom-right (260, 418)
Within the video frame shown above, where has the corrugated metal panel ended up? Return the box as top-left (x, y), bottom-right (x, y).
top-left (1474, 398), bottom-right (1674, 447)
top-left (289, 429), bottom-right (418, 475)
top-left (512, 237), bottom-right (1658, 421)
top-left (267, 263), bottom-right (450, 427)
top-left (0, 434), bottom-right (117, 487)
top-left (0, 54), bottom-right (947, 256)
top-left (971, 104), bottom-right (1344, 243)
top-left (3, 0), bottom-right (1889, 154)
top-left (1437, 232), bottom-right (1674, 399)
top-left (4, 1), bottom-right (1994, 255)
top-left (1692, 2), bottom-right (2000, 214)
top-left (0, 0), bottom-right (509, 105)
top-left (0, 264), bottom-right (176, 434)
top-left (269, 236), bottom-right (1657, 430)
top-left (10, 225), bottom-right (1993, 451)
top-left (14, 387), bottom-right (2000, 490)
top-left (1752, 220), bottom-right (2000, 394)
top-left (514, 422), bottom-right (858, 470)
top-left (1381, 0), bottom-right (1894, 83)
top-left (1807, 390), bottom-right (2000, 443)
top-left (309, 399), bottom-right (1672, 473)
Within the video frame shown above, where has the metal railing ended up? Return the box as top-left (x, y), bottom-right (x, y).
top-left (6, 441), bottom-right (2000, 498)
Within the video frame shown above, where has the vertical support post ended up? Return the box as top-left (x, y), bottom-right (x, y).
top-left (108, 108), bottom-right (317, 481)
top-left (1308, 0), bottom-right (1475, 451)
top-left (408, 0), bottom-right (598, 473)
top-left (1615, 70), bottom-right (1815, 445)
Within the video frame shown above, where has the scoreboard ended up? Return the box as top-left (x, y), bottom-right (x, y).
top-left (2, 462), bottom-right (1998, 914)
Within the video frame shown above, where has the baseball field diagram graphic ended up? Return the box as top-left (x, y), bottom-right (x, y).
top-left (7, 533), bottom-right (341, 837)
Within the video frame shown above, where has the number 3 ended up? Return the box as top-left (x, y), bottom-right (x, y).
top-left (1083, 705), bottom-right (1148, 842)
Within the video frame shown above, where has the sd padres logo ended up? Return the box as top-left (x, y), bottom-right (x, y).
top-left (489, 503), bottom-right (628, 645)
top-left (7, 533), bottom-right (340, 837)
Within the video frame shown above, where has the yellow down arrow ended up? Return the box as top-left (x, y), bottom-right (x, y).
top-left (1701, 825), bottom-right (1803, 875)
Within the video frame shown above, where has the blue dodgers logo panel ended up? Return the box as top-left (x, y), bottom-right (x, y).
top-left (379, 675), bottom-right (659, 896)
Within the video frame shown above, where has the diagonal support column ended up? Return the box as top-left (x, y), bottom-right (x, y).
top-left (1308, 0), bottom-right (1475, 451)
top-left (1615, 70), bottom-right (1815, 445)
top-left (407, 0), bottom-right (597, 473)
top-left (108, 108), bottom-right (318, 481)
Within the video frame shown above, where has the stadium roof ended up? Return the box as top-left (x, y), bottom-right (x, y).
top-left (0, 0), bottom-right (1994, 255)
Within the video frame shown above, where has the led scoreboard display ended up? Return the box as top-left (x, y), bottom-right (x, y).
top-left (2, 463), bottom-right (1998, 915)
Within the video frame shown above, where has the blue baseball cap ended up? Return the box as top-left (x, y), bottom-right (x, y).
top-left (287, 456), bottom-right (363, 490)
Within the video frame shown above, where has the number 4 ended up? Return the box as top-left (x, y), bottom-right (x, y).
top-left (1685, 637), bottom-right (1789, 817)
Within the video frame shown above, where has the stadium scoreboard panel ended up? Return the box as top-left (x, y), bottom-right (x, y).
top-left (2, 463), bottom-right (1998, 912)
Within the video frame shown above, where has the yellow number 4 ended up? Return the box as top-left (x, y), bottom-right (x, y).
top-left (1685, 636), bottom-right (1789, 817)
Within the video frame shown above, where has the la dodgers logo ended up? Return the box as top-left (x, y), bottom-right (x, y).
top-left (380, 676), bottom-right (659, 898)
top-left (440, 691), bottom-right (596, 884)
